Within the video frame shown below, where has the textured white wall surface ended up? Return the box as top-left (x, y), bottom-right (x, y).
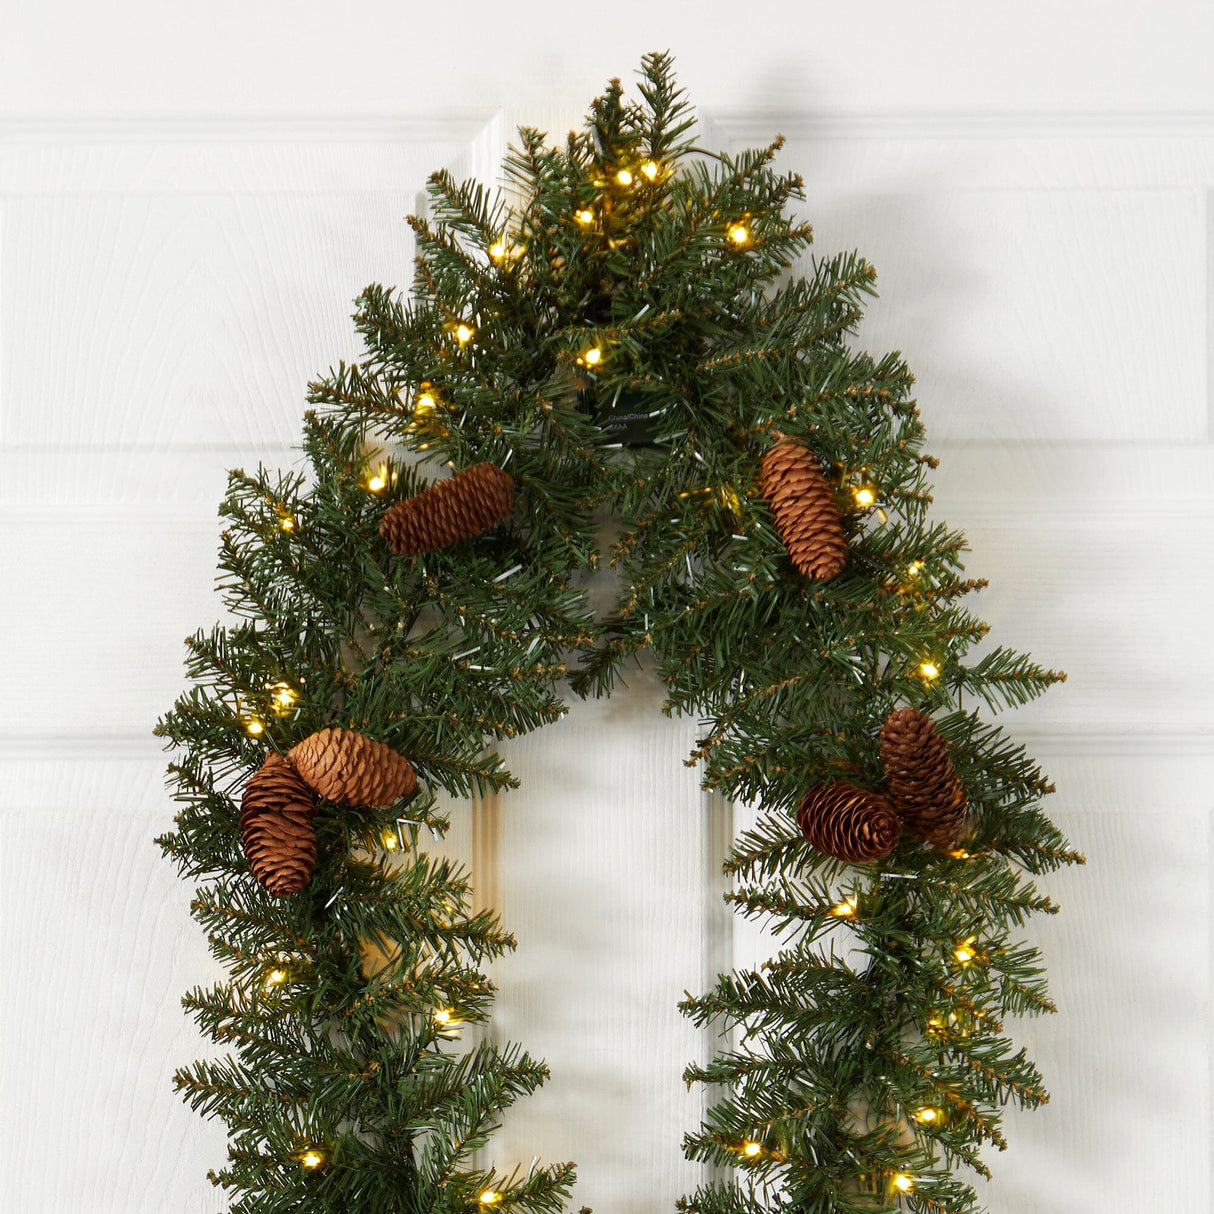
top-left (1, 4), bottom-right (1211, 1213)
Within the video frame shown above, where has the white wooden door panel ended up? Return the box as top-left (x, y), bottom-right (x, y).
top-left (0, 517), bottom-right (232, 739)
top-left (488, 672), bottom-right (711, 1212)
top-left (763, 123), bottom-right (1210, 444)
top-left (955, 512), bottom-right (1214, 730)
top-left (1, 95), bottom-right (1212, 1214)
top-left (1, 808), bottom-right (226, 1214)
top-left (983, 804), bottom-right (1210, 1214)
top-left (1, 192), bottom-right (414, 449)
top-left (0, 130), bottom-right (474, 451)
top-left (811, 188), bottom-right (1206, 442)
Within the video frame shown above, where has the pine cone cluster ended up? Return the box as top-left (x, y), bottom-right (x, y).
top-left (759, 439), bottom-right (847, 580)
top-left (240, 753), bottom-right (318, 896)
top-left (797, 781), bottom-right (901, 862)
top-left (880, 707), bottom-right (967, 849)
top-left (289, 727), bottom-right (416, 806)
top-left (379, 463), bottom-right (514, 556)
top-left (238, 729), bottom-right (416, 897)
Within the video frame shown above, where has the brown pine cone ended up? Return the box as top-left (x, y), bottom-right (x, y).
top-left (759, 439), bottom-right (848, 580)
top-left (379, 463), bottom-right (514, 556)
top-left (289, 727), bottom-right (417, 806)
top-left (797, 781), bottom-right (901, 863)
top-left (879, 707), bottom-right (967, 849)
top-left (240, 753), bottom-right (318, 897)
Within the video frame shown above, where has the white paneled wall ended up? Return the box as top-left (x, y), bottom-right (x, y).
top-left (488, 687), bottom-right (713, 1210)
top-left (2, 60), bottom-right (1213, 1214)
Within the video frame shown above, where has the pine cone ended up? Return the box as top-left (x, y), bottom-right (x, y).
top-left (289, 727), bottom-right (417, 806)
top-left (379, 463), bottom-right (514, 556)
top-left (797, 781), bottom-right (901, 863)
top-left (240, 753), bottom-right (318, 897)
top-left (759, 439), bottom-right (847, 580)
top-left (879, 707), bottom-right (967, 849)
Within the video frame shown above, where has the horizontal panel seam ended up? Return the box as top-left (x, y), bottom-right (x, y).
top-left (1, 728), bottom-right (1212, 760)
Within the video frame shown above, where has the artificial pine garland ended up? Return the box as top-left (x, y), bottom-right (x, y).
top-left (156, 52), bottom-right (1082, 1214)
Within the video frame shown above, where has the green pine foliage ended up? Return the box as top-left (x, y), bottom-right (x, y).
top-left (155, 416), bottom-right (591, 1209)
top-left (157, 51), bottom-right (1081, 1214)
